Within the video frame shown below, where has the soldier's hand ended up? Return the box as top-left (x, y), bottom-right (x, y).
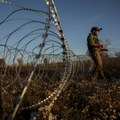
top-left (99, 44), bottom-right (103, 48)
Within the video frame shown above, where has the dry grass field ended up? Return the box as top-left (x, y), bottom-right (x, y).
top-left (0, 57), bottom-right (120, 120)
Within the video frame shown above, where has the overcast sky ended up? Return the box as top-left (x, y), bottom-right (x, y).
top-left (0, 0), bottom-right (120, 55)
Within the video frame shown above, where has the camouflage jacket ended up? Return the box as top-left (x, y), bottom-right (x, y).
top-left (87, 33), bottom-right (100, 52)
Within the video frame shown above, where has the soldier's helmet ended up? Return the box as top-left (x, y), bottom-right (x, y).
top-left (91, 27), bottom-right (102, 33)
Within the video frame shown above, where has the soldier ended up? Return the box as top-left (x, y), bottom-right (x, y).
top-left (87, 26), bottom-right (108, 80)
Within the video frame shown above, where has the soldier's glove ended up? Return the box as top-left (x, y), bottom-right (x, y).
top-left (99, 44), bottom-right (103, 48)
top-left (99, 44), bottom-right (108, 51)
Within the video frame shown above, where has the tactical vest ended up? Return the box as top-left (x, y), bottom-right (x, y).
top-left (87, 33), bottom-right (100, 52)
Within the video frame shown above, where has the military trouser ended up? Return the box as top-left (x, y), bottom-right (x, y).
top-left (90, 50), bottom-right (104, 79)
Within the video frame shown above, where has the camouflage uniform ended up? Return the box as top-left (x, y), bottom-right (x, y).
top-left (87, 33), bottom-right (104, 79)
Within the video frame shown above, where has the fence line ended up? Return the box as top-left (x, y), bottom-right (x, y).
top-left (0, 0), bottom-right (94, 119)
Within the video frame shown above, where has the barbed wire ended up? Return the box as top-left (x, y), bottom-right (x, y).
top-left (0, 0), bottom-right (94, 120)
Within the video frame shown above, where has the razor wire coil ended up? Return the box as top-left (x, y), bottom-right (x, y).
top-left (0, 0), bottom-right (94, 119)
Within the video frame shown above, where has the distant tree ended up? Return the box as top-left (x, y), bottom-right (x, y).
top-left (115, 51), bottom-right (120, 58)
top-left (104, 39), bottom-right (111, 48)
top-left (17, 58), bottom-right (24, 66)
top-left (99, 39), bottom-right (111, 58)
top-left (0, 58), bottom-right (5, 66)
